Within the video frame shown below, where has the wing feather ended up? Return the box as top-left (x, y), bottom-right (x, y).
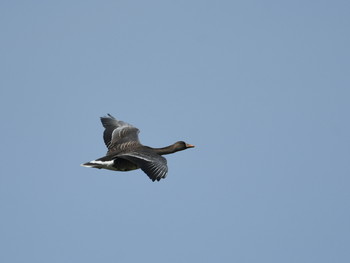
top-left (100, 114), bottom-right (140, 149)
top-left (118, 152), bottom-right (168, 181)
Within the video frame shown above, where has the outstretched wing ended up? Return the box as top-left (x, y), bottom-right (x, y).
top-left (100, 114), bottom-right (140, 150)
top-left (118, 151), bottom-right (168, 182)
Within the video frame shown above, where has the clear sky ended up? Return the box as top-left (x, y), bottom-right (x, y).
top-left (1, 1), bottom-right (349, 262)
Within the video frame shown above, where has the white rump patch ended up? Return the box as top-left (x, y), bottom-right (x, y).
top-left (90, 160), bottom-right (114, 166)
top-left (80, 160), bottom-right (114, 168)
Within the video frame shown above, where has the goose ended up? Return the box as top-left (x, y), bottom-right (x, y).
top-left (81, 114), bottom-right (194, 181)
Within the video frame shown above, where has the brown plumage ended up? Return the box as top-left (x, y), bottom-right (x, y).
top-left (81, 114), bottom-right (194, 181)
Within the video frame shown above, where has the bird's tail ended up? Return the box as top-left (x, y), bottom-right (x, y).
top-left (81, 161), bottom-right (101, 169)
top-left (81, 159), bottom-right (115, 169)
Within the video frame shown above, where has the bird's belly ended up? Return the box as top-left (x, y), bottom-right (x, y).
top-left (112, 158), bottom-right (139, 171)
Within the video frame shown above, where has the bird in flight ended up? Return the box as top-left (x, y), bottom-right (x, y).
top-left (81, 114), bottom-right (194, 181)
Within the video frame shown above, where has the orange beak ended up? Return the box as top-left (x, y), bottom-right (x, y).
top-left (186, 143), bottom-right (195, 148)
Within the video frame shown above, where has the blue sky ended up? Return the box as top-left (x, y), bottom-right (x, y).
top-left (1, 1), bottom-right (349, 262)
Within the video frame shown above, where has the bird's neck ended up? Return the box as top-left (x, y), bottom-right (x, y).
top-left (152, 144), bottom-right (178, 155)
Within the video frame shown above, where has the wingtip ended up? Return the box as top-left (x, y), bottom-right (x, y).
top-left (81, 162), bottom-right (93, 167)
top-left (150, 173), bottom-right (167, 182)
top-left (107, 113), bottom-right (115, 119)
top-left (100, 113), bottom-right (115, 120)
